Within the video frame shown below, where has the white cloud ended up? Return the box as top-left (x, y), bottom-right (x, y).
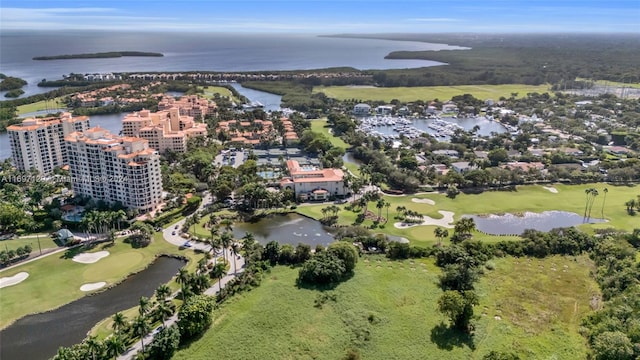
top-left (407, 18), bottom-right (459, 22)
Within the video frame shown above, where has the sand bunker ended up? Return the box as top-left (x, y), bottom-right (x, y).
top-left (394, 211), bottom-right (455, 229)
top-left (411, 198), bottom-right (436, 205)
top-left (72, 251), bottom-right (110, 264)
top-left (80, 282), bottom-right (106, 292)
top-left (543, 186), bottom-right (558, 193)
top-left (0, 272), bottom-right (29, 288)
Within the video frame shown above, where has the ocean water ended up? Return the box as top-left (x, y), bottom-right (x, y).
top-left (0, 31), bottom-right (466, 98)
top-left (0, 31), bottom-right (467, 160)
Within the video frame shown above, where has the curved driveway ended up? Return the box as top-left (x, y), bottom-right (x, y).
top-left (119, 192), bottom-right (245, 360)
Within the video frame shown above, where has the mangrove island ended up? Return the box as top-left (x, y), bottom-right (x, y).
top-left (32, 51), bottom-right (164, 60)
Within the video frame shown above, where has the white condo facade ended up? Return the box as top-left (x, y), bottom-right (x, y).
top-left (65, 128), bottom-right (163, 213)
top-left (7, 113), bottom-right (90, 174)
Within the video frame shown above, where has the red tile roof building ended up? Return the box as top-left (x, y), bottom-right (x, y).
top-left (280, 160), bottom-right (346, 201)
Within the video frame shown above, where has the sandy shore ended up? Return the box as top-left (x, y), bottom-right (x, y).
top-left (543, 186), bottom-right (559, 193)
top-left (411, 198), bottom-right (436, 205)
top-left (80, 281), bottom-right (107, 292)
top-left (0, 272), bottom-right (29, 288)
top-left (72, 251), bottom-right (110, 264)
top-left (394, 210), bottom-right (455, 229)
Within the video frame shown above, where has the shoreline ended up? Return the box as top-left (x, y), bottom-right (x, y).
top-left (0, 253), bottom-right (187, 331)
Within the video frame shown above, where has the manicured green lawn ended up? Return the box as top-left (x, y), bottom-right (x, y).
top-left (297, 183), bottom-right (639, 247)
top-left (0, 235), bottom-right (58, 252)
top-left (0, 232), bottom-right (198, 329)
top-left (174, 254), bottom-right (596, 360)
top-left (16, 97), bottom-right (67, 115)
top-left (198, 85), bottom-right (239, 103)
top-left (309, 118), bottom-right (361, 175)
top-left (313, 84), bottom-right (551, 102)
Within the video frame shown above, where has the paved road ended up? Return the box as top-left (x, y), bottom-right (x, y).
top-left (118, 192), bottom-right (245, 360)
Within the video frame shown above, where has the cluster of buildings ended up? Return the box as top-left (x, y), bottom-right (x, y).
top-left (122, 107), bottom-right (208, 153)
top-left (216, 118), bottom-right (299, 147)
top-left (7, 95), bottom-right (214, 213)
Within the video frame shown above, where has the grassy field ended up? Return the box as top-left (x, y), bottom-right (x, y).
top-left (309, 118), bottom-right (361, 175)
top-left (0, 231), bottom-right (198, 329)
top-left (16, 97), bottom-right (67, 115)
top-left (174, 254), bottom-right (597, 360)
top-left (296, 183), bottom-right (639, 247)
top-left (313, 84), bottom-right (551, 102)
top-left (0, 235), bottom-right (58, 252)
top-left (198, 85), bottom-right (239, 103)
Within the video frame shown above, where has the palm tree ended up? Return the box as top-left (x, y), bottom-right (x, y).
top-left (138, 296), bottom-right (151, 317)
top-left (220, 231), bottom-right (233, 262)
top-left (434, 227), bottom-right (444, 246)
top-left (132, 315), bottom-right (150, 353)
top-left (454, 217), bottom-right (475, 237)
top-left (84, 335), bottom-right (102, 360)
top-left (586, 188), bottom-right (599, 220)
top-left (220, 218), bottom-right (234, 232)
top-left (210, 262), bottom-right (226, 289)
top-left (231, 243), bottom-right (240, 274)
top-left (376, 198), bottom-right (385, 221)
top-left (176, 267), bottom-right (190, 297)
top-left (197, 257), bottom-right (208, 273)
top-left (156, 300), bottom-right (173, 326)
top-left (104, 335), bottom-right (125, 360)
top-left (111, 312), bottom-right (127, 336)
top-left (384, 201), bottom-right (391, 223)
top-left (155, 284), bottom-right (171, 303)
top-left (601, 187), bottom-right (608, 218)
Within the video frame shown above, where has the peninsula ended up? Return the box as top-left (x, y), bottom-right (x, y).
top-left (32, 51), bottom-right (164, 60)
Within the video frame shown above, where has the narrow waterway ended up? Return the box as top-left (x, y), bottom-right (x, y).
top-left (0, 256), bottom-right (186, 360)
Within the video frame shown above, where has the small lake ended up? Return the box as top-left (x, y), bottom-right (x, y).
top-left (465, 211), bottom-right (607, 236)
top-left (231, 83), bottom-right (282, 112)
top-left (0, 256), bottom-right (186, 360)
top-left (233, 213), bottom-right (334, 247)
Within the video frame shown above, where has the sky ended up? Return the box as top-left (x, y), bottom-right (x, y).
top-left (1, 0), bottom-right (639, 33)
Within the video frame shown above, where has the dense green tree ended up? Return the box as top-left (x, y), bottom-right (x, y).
top-left (327, 242), bottom-right (359, 273)
top-left (177, 294), bottom-right (215, 340)
top-left (592, 331), bottom-right (634, 360)
top-left (298, 252), bottom-right (347, 285)
top-left (437, 290), bottom-right (478, 333)
top-left (147, 325), bottom-right (181, 360)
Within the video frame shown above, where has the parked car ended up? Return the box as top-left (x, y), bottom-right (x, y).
top-left (172, 231), bottom-right (176, 235)
top-left (174, 224), bottom-right (179, 229)
top-left (183, 241), bottom-right (192, 248)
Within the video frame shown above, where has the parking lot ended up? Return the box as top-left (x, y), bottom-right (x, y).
top-left (214, 150), bottom-right (245, 168)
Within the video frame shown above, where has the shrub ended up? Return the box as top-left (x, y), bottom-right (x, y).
top-left (298, 252), bottom-right (347, 284)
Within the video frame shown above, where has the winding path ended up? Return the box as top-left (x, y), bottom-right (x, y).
top-left (118, 193), bottom-right (245, 360)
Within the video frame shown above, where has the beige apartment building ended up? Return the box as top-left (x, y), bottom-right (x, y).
top-left (122, 107), bottom-right (207, 153)
top-left (65, 128), bottom-right (163, 213)
top-left (7, 112), bottom-right (90, 174)
top-left (157, 95), bottom-right (217, 119)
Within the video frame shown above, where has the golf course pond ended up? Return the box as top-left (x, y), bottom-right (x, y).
top-left (233, 213), bottom-right (335, 247)
top-left (0, 256), bottom-right (186, 360)
top-left (465, 210), bottom-right (607, 236)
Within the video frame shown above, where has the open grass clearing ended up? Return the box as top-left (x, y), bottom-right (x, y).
top-left (16, 97), bottom-right (67, 115)
top-left (0, 235), bottom-right (59, 252)
top-left (0, 232), bottom-right (198, 329)
top-left (198, 85), bottom-right (240, 103)
top-left (313, 84), bottom-right (551, 102)
top-left (296, 183), bottom-right (639, 247)
top-left (174, 254), bottom-right (595, 360)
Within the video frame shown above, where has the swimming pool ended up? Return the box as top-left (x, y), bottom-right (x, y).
top-left (257, 170), bottom-right (281, 179)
